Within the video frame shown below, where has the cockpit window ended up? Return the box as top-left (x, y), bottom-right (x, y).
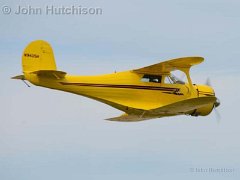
top-left (164, 74), bottom-right (185, 84)
top-left (141, 75), bottom-right (162, 83)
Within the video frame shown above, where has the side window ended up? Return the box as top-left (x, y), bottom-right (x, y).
top-left (141, 75), bottom-right (162, 83)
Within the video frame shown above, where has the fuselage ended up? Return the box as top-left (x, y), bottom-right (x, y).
top-left (25, 70), bottom-right (215, 116)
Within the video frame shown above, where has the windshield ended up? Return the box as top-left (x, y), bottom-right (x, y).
top-left (164, 73), bottom-right (185, 84)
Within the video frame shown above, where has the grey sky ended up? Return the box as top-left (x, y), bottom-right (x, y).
top-left (0, 0), bottom-right (240, 180)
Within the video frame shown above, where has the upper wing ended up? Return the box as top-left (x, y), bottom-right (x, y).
top-left (133, 57), bottom-right (204, 75)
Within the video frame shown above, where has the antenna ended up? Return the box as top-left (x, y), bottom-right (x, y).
top-left (22, 79), bottom-right (30, 87)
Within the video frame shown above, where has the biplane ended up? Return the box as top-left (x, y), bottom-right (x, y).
top-left (12, 40), bottom-right (220, 121)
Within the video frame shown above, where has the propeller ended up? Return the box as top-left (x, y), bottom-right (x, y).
top-left (213, 97), bottom-right (221, 123)
top-left (205, 77), bottom-right (211, 86)
top-left (214, 97), bottom-right (221, 108)
top-left (205, 78), bottom-right (221, 122)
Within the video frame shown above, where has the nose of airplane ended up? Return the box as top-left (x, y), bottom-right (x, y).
top-left (204, 78), bottom-right (220, 109)
top-left (214, 97), bottom-right (221, 108)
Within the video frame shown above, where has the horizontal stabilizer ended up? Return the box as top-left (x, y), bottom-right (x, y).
top-left (11, 75), bottom-right (25, 80)
top-left (31, 70), bottom-right (67, 79)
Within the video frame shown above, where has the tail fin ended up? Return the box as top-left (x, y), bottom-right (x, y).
top-left (22, 40), bottom-right (57, 73)
top-left (12, 40), bottom-right (66, 82)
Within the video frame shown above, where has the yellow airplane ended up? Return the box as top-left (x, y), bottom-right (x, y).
top-left (12, 40), bottom-right (220, 122)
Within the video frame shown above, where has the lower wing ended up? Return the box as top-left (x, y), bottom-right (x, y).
top-left (106, 96), bottom-right (216, 122)
top-left (105, 113), bottom-right (161, 122)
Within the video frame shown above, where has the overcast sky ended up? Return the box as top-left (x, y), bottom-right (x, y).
top-left (1, 0), bottom-right (240, 180)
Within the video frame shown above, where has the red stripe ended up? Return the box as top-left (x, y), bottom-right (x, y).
top-left (59, 82), bottom-right (179, 92)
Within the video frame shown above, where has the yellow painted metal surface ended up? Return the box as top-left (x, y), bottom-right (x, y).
top-left (13, 40), bottom-right (219, 121)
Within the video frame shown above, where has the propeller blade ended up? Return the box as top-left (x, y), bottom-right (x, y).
top-left (213, 97), bottom-right (221, 123)
top-left (214, 108), bottom-right (221, 123)
top-left (205, 78), bottom-right (211, 86)
top-left (205, 78), bottom-right (221, 123)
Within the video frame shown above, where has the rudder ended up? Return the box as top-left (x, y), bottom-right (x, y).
top-left (22, 40), bottom-right (57, 73)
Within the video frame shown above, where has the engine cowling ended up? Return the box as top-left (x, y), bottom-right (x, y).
top-left (190, 103), bottom-right (214, 116)
top-left (190, 85), bottom-right (215, 116)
